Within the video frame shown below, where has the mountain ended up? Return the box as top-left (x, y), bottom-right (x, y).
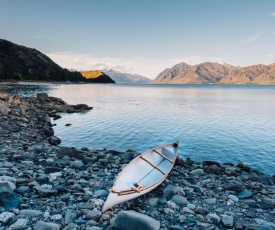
top-left (103, 69), bottom-right (150, 84)
top-left (153, 62), bottom-right (275, 84)
top-left (0, 39), bottom-right (84, 82)
top-left (81, 70), bottom-right (115, 83)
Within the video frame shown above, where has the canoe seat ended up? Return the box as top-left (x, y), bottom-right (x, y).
top-left (140, 156), bottom-right (165, 175)
top-left (112, 182), bottom-right (145, 194)
top-left (153, 149), bottom-right (173, 163)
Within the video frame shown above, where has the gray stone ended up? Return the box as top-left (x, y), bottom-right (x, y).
top-left (221, 215), bottom-right (234, 228)
top-left (19, 209), bottom-right (42, 217)
top-left (37, 93), bottom-right (50, 100)
top-left (16, 186), bottom-right (29, 195)
top-left (0, 101), bottom-right (10, 115)
top-left (57, 147), bottom-right (83, 159)
top-left (207, 213), bottom-right (221, 223)
top-left (70, 160), bottom-right (84, 169)
top-left (0, 181), bottom-right (16, 194)
top-left (195, 207), bottom-right (209, 215)
top-left (82, 209), bottom-right (101, 221)
top-left (187, 204), bottom-right (196, 210)
top-left (224, 182), bottom-right (244, 192)
top-left (196, 221), bottom-right (215, 230)
top-left (94, 190), bottom-right (108, 198)
top-left (49, 136), bottom-right (61, 145)
top-left (163, 184), bottom-right (175, 199)
top-left (34, 221), bottom-right (60, 230)
top-left (34, 186), bottom-right (58, 197)
top-left (0, 176), bottom-right (16, 183)
top-left (191, 185), bottom-right (204, 193)
top-left (9, 219), bottom-right (28, 230)
top-left (263, 197), bottom-right (275, 208)
top-left (182, 207), bottom-right (195, 214)
top-left (0, 211), bottom-right (14, 224)
top-left (204, 198), bottom-right (217, 205)
top-left (228, 195), bottom-right (239, 202)
top-left (190, 169), bottom-right (204, 176)
top-left (171, 195), bottom-right (187, 205)
top-left (115, 210), bottom-right (160, 230)
top-left (65, 209), bottom-right (77, 225)
top-left (238, 189), bottom-right (253, 199)
top-left (63, 223), bottom-right (78, 230)
top-left (255, 218), bottom-right (275, 229)
top-left (78, 203), bottom-right (94, 209)
top-left (146, 198), bottom-right (159, 206)
top-left (51, 214), bottom-right (62, 221)
top-left (0, 193), bottom-right (22, 209)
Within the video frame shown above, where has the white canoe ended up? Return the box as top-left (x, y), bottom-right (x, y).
top-left (102, 142), bottom-right (179, 212)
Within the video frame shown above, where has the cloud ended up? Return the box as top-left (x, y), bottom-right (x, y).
top-left (46, 52), bottom-right (162, 78)
top-left (268, 54), bottom-right (274, 59)
top-left (239, 34), bottom-right (260, 44)
top-left (270, 12), bottom-right (275, 16)
top-left (46, 52), bottom-right (230, 79)
top-left (47, 52), bottom-right (132, 72)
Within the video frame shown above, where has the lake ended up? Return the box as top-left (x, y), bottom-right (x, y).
top-left (11, 83), bottom-right (275, 175)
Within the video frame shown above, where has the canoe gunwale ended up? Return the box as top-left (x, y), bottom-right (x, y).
top-left (111, 142), bottom-right (179, 196)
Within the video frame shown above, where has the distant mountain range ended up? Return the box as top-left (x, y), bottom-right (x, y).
top-left (103, 69), bottom-right (150, 84)
top-left (153, 62), bottom-right (275, 84)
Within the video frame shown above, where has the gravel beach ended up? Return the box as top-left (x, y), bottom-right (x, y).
top-left (0, 87), bottom-right (274, 230)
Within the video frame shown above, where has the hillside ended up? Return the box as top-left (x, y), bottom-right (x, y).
top-left (81, 70), bottom-right (115, 83)
top-left (153, 62), bottom-right (275, 84)
top-left (0, 39), bottom-right (84, 82)
top-left (103, 69), bottom-right (150, 84)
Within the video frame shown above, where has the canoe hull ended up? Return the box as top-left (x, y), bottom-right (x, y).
top-left (102, 142), bottom-right (178, 212)
top-left (102, 176), bottom-right (166, 212)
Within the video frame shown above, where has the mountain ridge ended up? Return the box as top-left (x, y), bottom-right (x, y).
top-left (153, 62), bottom-right (275, 84)
top-left (0, 39), bottom-right (85, 82)
top-left (103, 69), bottom-right (150, 84)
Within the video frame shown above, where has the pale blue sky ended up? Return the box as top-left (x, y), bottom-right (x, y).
top-left (0, 0), bottom-right (275, 78)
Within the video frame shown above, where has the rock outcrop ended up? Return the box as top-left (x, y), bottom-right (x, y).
top-left (81, 70), bottom-right (115, 83)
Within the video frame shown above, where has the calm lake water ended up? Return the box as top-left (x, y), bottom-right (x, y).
top-left (12, 84), bottom-right (275, 175)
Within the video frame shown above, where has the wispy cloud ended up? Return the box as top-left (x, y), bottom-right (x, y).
top-left (46, 52), bottom-right (162, 78)
top-left (268, 54), bottom-right (274, 59)
top-left (47, 52), bottom-right (133, 73)
top-left (46, 52), bottom-right (231, 79)
top-left (270, 12), bottom-right (275, 16)
top-left (239, 34), bottom-right (260, 44)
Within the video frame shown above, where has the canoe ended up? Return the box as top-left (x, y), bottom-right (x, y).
top-left (102, 142), bottom-right (179, 212)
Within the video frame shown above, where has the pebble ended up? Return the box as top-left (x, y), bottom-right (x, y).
top-left (221, 215), bottom-right (234, 228)
top-left (115, 210), bottom-right (160, 230)
top-left (204, 198), bottom-right (217, 205)
top-left (190, 169), bottom-right (204, 176)
top-left (9, 219), bottom-right (28, 230)
top-left (34, 221), bottom-right (60, 230)
top-left (0, 212), bottom-right (15, 224)
top-left (171, 195), bottom-right (187, 206)
top-left (19, 209), bottom-right (42, 217)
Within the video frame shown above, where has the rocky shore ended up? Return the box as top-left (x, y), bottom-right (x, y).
top-left (0, 88), bottom-right (274, 230)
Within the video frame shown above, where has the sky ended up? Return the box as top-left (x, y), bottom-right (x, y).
top-left (0, 0), bottom-right (275, 79)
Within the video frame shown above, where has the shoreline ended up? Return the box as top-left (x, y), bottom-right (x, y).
top-left (0, 87), bottom-right (274, 229)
